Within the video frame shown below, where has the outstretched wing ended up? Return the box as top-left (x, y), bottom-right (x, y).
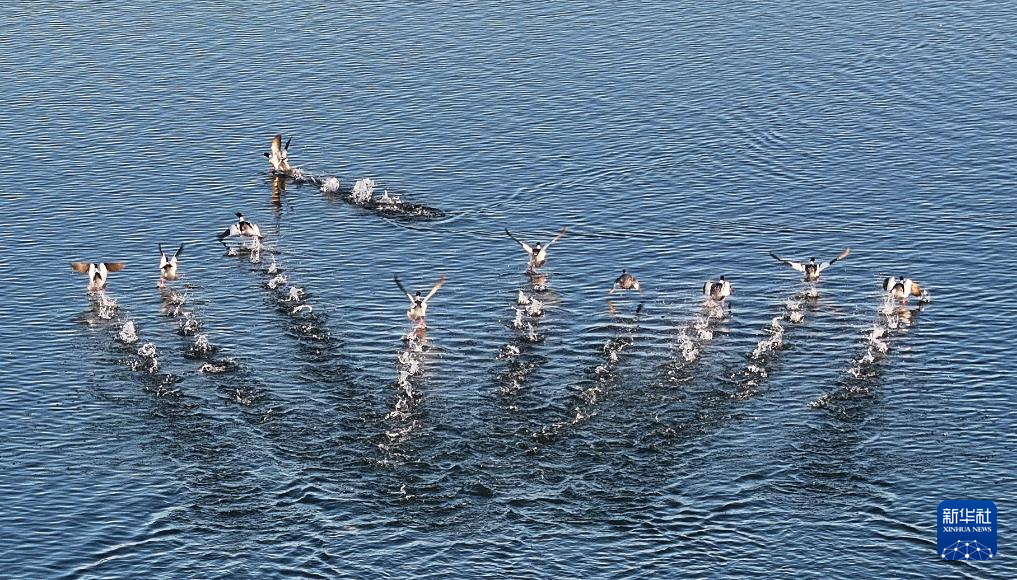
top-left (103, 262), bottom-right (126, 272)
top-left (271, 134), bottom-right (283, 158)
top-left (424, 276), bottom-right (446, 302)
top-left (703, 281), bottom-right (713, 297)
top-left (173, 243), bottom-right (184, 264)
top-left (547, 225), bottom-right (568, 247)
top-left (882, 277), bottom-right (894, 292)
top-left (159, 243), bottom-right (169, 268)
top-left (769, 251), bottom-right (805, 272)
top-left (284, 136), bottom-right (292, 151)
top-left (818, 247), bottom-right (851, 273)
top-left (71, 262), bottom-right (91, 274)
top-left (505, 229), bottom-right (533, 255)
top-left (394, 275), bottom-right (414, 302)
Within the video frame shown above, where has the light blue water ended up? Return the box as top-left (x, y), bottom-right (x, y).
top-left (1, 2), bottom-right (1015, 577)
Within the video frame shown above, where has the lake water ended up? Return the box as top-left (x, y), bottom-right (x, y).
top-left (2, 2), bottom-right (1015, 577)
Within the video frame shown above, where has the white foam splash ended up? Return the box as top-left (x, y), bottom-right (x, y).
top-left (286, 286), bottom-right (304, 302)
top-left (377, 189), bottom-right (400, 205)
top-left (320, 176), bottom-right (342, 194)
top-left (118, 320), bottom-right (138, 344)
top-left (137, 342), bottom-right (159, 373)
top-left (192, 334), bottom-right (212, 354)
top-left (512, 308), bottom-right (525, 329)
top-left (267, 274), bottom-right (287, 290)
top-left (267, 257), bottom-right (279, 275)
top-left (516, 291), bottom-right (531, 305)
top-left (95, 292), bottom-right (118, 320)
top-left (291, 304), bottom-right (312, 315)
top-left (498, 344), bottom-right (521, 359)
top-left (351, 177), bottom-right (375, 204)
top-left (525, 298), bottom-right (544, 317)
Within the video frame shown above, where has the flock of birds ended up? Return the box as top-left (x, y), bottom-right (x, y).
top-left (71, 134), bottom-right (932, 327)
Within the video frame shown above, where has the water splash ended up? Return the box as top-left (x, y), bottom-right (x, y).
top-left (351, 177), bottom-right (376, 204)
top-left (319, 176), bottom-right (342, 194)
top-left (117, 320), bottom-right (138, 344)
top-left (93, 292), bottom-right (118, 320)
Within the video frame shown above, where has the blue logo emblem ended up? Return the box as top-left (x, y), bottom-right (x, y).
top-left (938, 500), bottom-right (996, 561)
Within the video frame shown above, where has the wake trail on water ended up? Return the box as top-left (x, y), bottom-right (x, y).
top-left (809, 297), bottom-right (929, 411)
top-left (531, 301), bottom-right (644, 445)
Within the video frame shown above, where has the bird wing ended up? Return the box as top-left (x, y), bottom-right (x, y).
top-left (394, 276), bottom-right (414, 302)
top-left (159, 244), bottom-right (169, 269)
top-left (769, 251), bottom-right (805, 272)
top-left (103, 262), bottom-right (126, 272)
top-left (703, 281), bottom-right (713, 296)
top-left (271, 134), bottom-right (283, 158)
top-left (173, 243), bottom-right (184, 265)
top-left (284, 136), bottom-right (292, 151)
top-left (505, 229), bottom-right (533, 255)
top-left (424, 276), bottom-right (446, 302)
top-left (818, 247), bottom-right (850, 272)
top-left (882, 277), bottom-right (894, 292)
top-left (547, 225), bottom-right (568, 247)
top-left (71, 262), bottom-right (91, 274)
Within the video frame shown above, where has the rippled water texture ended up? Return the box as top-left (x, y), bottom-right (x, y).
top-left (2, 2), bottom-right (1015, 577)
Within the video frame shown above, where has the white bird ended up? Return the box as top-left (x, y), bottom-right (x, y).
top-left (505, 226), bottom-right (567, 272)
top-left (158, 243), bottom-right (184, 288)
top-left (703, 276), bottom-right (733, 304)
top-left (882, 276), bottom-right (924, 303)
top-left (71, 261), bottom-right (125, 293)
top-left (218, 213), bottom-right (263, 246)
top-left (395, 275), bottom-right (446, 325)
top-left (769, 248), bottom-right (850, 282)
top-left (610, 269), bottom-right (642, 293)
top-left (264, 134), bottom-right (292, 175)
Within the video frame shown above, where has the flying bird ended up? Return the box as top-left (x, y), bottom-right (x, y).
top-left (610, 269), bottom-right (642, 293)
top-left (395, 275), bottom-right (446, 326)
top-left (71, 261), bottom-right (125, 293)
top-left (158, 243), bottom-right (184, 288)
top-left (769, 248), bottom-right (851, 282)
top-left (264, 134), bottom-right (293, 175)
top-left (505, 225), bottom-right (567, 272)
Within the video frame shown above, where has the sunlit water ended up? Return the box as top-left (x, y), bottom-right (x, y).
top-left (2, 2), bottom-right (1016, 577)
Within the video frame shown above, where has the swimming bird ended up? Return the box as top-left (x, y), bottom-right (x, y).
top-left (505, 226), bottom-right (567, 272)
top-left (158, 243), bottom-right (184, 288)
top-left (769, 248), bottom-right (850, 282)
top-left (703, 276), bottom-right (733, 305)
top-left (71, 261), bottom-right (125, 293)
top-left (882, 276), bottom-right (924, 303)
top-left (610, 269), bottom-right (642, 293)
top-left (218, 213), bottom-right (263, 247)
top-left (395, 275), bottom-right (446, 326)
top-left (264, 134), bottom-right (292, 175)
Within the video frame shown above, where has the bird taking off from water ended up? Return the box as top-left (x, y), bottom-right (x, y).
top-left (703, 276), bottom-right (733, 306)
top-left (218, 213), bottom-right (264, 247)
top-left (609, 269), bottom-right (642, 293)
top-left (264, 134), bottom-right (293, 176)
top-left (71, 261), bottom-right (125, 293)
top-left (769, 248), bottom-right (850, 282)
top-left (505, 225), bottom-right (567, 273)
top-left (395, 275), bottom-right (446, 326)
top-left (158, 243), bottom-right (184, 288)
top-left (882, 276), bottom-right (927, 304)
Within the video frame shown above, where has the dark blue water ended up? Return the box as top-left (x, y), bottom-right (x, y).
top-left (2, 2), bottom-right (1015, 577)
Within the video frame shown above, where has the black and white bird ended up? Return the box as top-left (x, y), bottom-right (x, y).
top-left (505, 226), bottom-right (567, 272)
top-left (158, 243), bottom-right (184, 288)
top-left (264, 134), bottom-right (292, 176)
top-left (882, 276), bottom-right (925, 303)
top-left (71, 261), bottom-right (125, 293)
top-left (703, 276), bottom-right (733, 304)
top-left (769, 248), bottom-right (851, 282)
top-left (610, 269), bottom-right (642, 293)
top-left (395, 275), bottom-right (446, 325)
top-left (218, 213), bottom-right (263, 246)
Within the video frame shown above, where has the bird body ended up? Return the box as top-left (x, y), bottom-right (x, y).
top-left (703, 276), bottom-right (733, 303)
top-left (395, 275), bottom-right (446, 325)
top-left (610, 269), bottom-right (641, 293)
